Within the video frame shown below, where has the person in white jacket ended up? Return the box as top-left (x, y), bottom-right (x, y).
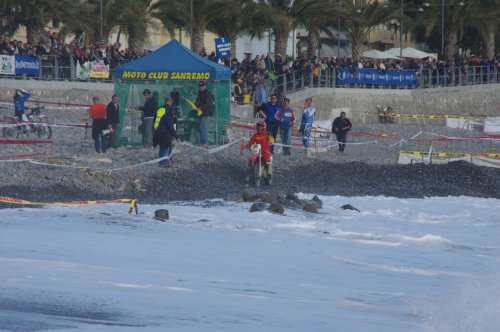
top-left (299, 97), bottom-right (315, 150)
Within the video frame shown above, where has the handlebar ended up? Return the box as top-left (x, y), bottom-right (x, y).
top-left (27, 106), bottom-right (45, 116)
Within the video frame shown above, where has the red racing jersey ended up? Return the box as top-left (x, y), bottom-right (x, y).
top-left (249, 131), bottom-right (274, 162)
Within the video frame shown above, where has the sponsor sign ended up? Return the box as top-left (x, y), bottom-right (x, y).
top-left (337, 68), bottom-right (418, 86)
top-left (89, 60), bottom-right (109, 79)
top-left (120, 71), bottom-right (211, 80)
top-left (215, 37), bottom-right (231, 58)
top-left (0, 55), bottom-right (15, 75)
top-left (15, 55), bottom-right (40, 75)
top-left (76, 61), bottom-right (90, 79)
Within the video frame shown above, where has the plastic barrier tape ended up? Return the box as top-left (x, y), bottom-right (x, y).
top-left (401, 151), bottom-right (500, 158)
top-left (0, 152), bottom-right (47, 159)
top-left (0, 139), bottom-right (52, 144)
top-left (0, 196), bottom-right (139, 214)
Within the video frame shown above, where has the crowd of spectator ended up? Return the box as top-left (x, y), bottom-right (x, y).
top-left (3, 30), bottom-right (500, 87)
top-left (227, 51), bottom-right (500, 101)
top-left (0, 31), bottom-right (152, 79)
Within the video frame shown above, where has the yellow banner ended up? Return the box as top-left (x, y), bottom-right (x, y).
top-left (368, 113), bottom-right (479, 120)
top-left (89, 60), bottom-right (110, 79)
top-left (0, 197), bottom-right (138, 214)
top-left (121, 71), bottom-right (210, 80)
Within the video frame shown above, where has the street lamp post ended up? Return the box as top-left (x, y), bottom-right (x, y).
top-left (423, 1), bottom-right (465, 58)
top-left (400, 0), bottom-right (403, 58)
top-left (100, 0), bottom-right (103, 42)
top-left (338, 1), bottom-right (341, 59)
top-left (190, 0), bottom-right (193, 50)
top-left (441, 0), bottom-right (445, 56)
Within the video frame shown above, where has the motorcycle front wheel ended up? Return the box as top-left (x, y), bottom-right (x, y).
top-left (252, 159), bottom-right (262, 188)
top-left (37, 125), bottom-right (52, 139)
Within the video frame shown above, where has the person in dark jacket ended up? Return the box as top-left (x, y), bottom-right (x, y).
top-left (195, 82), bottom-right (214, 148)
top-left (138, 89), bottom-right (158, 147)
top-left (153, 97), bottom-right (179, 168)
top-left (275, 97), bottom-right (295, 155)
top-left (106, 94), bottom-right (120, 149)
top-left (332, 111), bottom-right (352, 152)
top-left (257, 94), bottom-right (280, 154)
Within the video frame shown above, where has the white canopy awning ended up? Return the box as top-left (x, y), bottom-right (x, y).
top-left (361, 49), bottom-right (402, 60)
top-left (385, 47), bottom-right (433, 59)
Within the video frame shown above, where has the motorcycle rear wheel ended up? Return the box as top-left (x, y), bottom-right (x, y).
top-left (2, 126), bottom-right (18, 138)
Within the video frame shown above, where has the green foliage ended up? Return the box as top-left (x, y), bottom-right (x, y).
top-left (0, 0), bottom-right (92, 43)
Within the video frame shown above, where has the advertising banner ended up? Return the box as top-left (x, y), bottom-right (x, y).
top-left (76, 61), bottom-right (90, 79)
top-left (89, 60), bottom-right (109, 79)
top-left (215, 37), bottom-right (231, 59)
top-left (14, 55), bottom-right (40, 75)
top-left (0, 55), bottom-right (15, 75)
top-left (336, 68), bottom-right (418, 87)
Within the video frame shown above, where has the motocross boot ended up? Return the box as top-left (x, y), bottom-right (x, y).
top-left (245, 162), bottom-right (252, 183)
top-left (265, 162), bottom-right (273, 186)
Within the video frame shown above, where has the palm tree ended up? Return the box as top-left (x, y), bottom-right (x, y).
top-left (117, 0), bottom-right (155, 49)
top-left (83, 0), bottom-right (155, 48)
top-left (204, 0), bottom-right (259, 56)
top-left (151, 0), bottom-right (185, 42)
top-left (300, 1), bottom-right (336, 58)
top-left (341, 0), bottom-right (394, 60)
top-left (465, 0), bottom-right (500, 59)
top-left (411, 0), bottom-right (467, 61)
top-left (153, 0), bottom-right (214, 53)
top-left (254, 0), bottom-right (334, 59)
top-left (0, 0), bottom-right (92, 44)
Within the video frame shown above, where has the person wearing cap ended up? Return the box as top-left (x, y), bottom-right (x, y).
top-left (233, 79), bottom-right (244, 104)
top-left (195, 82), bottom-right (214, 148)
top-left (138, 88), bottom-right (158, 147)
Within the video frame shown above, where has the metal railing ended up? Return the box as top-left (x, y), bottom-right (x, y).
top-left (271, 65), bottom-right (500, 96)
top-left (3, 58), bottom-right (500, 92)
top-left (0, 55), bottom-right (119, 82)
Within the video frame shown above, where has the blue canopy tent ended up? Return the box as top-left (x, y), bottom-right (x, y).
top-left (114, 39), bottom-right (231, 146)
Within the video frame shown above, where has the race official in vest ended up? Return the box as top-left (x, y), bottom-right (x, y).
top-left (154, 97), bottom-right (179, 130)
top-left (153, 97), bottom-right (179, 168)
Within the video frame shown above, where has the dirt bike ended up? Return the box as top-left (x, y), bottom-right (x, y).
top-left (2, 106), bottom-right (52, 139)
top-left (376, 104), bottom-right (395, 124)
top-left (249, 143), bottom-right (272, 187)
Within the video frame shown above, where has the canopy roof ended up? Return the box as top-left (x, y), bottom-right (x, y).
top-left (385, 47), bottom-right (433, 59)
top-left (114, 39), bottom-right (231, 81)
top-left (361, 50), bottom-right (402, 60)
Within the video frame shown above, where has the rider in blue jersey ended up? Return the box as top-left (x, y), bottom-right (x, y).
top-left (14, 89), bottom-right (31, 121)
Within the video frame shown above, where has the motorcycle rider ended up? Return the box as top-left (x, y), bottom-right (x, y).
top-left (13, 89), bottom-right (31, 131)
top-left (241, 121), bottom-right (274, 185)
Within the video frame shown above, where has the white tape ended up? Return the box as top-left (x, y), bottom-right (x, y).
top-left (0, 158), bottom-right (33, 163)
top-left (178, 137), bottom-right (245, 154)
